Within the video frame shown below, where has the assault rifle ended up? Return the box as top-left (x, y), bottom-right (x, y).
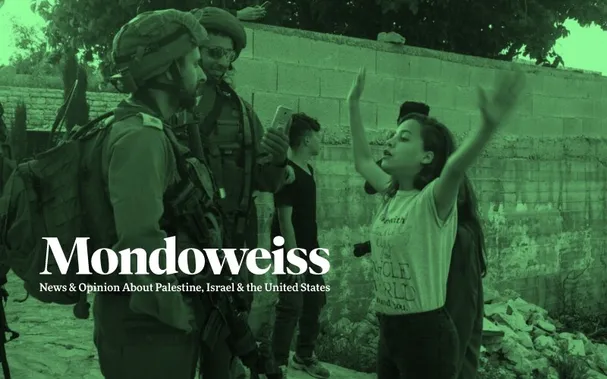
top-left (191, 274), bottom-right (281, 379)
top-left (0, 274), bottom-right (20, 379)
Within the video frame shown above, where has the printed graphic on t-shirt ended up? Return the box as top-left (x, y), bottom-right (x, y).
top-left (369, 180), bottom-right (457, 315)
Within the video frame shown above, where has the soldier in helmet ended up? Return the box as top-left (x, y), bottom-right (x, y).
top-left (170, 7), bottom-right (291, 378)
top-left (85, 9), bottom-right (221, 379)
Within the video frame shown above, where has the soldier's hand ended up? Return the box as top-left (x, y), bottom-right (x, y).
top-left (261, 127), bottom-right (289, 165)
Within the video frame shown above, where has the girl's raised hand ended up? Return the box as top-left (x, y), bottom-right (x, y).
top-left (478, 66), bottom-right (526, 130)
top-left (347, 67), bottom-right (367, 102)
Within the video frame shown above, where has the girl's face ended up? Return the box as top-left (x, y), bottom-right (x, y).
top-left (380, 119), bottom-right (434, 176)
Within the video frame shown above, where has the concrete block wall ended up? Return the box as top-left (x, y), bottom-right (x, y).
top-left (1, 22), bottom-right (606, 322)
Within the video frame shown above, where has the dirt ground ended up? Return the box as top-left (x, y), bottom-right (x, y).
top-left (1, 272), bottom-right (374, 379)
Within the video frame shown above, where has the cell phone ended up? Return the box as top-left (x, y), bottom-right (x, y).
top-left (270, 105), bottom-right (294, 135)
top-left (261, 1), bottom-right (271, 8)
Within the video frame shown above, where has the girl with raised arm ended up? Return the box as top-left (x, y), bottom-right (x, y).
top-left (347, 67), bottom-right (525, 378)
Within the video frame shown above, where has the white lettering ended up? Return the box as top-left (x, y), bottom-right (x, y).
top-left (118, 248), bottom-right (148, 274)
top-left (177, 248), bottom-right (205, 275)
top-left (91, 248), bottom-right (119, 275)
top-left (41, 237), bottom-right (91, 275)
top-left (148, 237), bottom-right (178, 275)
top-left (206, 248), bottom-right (247, 276)
top-left (308, 248), bottom-right (330, 275)
top-left (271, 236), bottom-right (286, 274)
top-left (39, 236), bottom-right (332, 276)
top-left (246, 248), bottom-right (272, 275)
top-left (285, 248), bottom-right (307, 275)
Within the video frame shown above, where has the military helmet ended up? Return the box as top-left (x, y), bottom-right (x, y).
top-left (110, 9), bottom-right (208, 93)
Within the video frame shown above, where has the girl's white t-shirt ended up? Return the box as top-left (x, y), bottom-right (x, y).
top-left (369, 179), bottom-right (457, 315)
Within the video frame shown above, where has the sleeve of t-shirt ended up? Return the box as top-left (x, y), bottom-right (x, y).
top-left (416, 178), bottom-right (457, 227)
top-left (273, 177), bottom-right (296, 207)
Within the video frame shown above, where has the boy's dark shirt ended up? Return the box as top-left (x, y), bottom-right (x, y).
top-left (271, 160), bottom-right (319, 254)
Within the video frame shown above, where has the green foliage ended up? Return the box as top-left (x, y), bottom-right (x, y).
top-left (33, 0), bottom-right (607, 72)
top-left (550, 345), bottom-right (591, 379)
top-left (11, 102), bottom-right (28, 163)
top-left (8, 21), bottom-right (61, 76)
top-left (554, 311), bottom-right (607, 344)
top-left (314, 328), bottom-right (376, 373)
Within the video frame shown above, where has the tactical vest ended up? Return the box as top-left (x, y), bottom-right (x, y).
top-left (80, 104), bottom-right (224, 285)
top-left (173, 83), bottom-right (256, 247)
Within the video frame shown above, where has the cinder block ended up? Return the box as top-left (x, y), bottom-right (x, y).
top-left (338, 100), bottom-right (377, 129)
top-left (562, 118), bottom-right (583, 136)
top-left (252, 91), bottom-right (300, 129)
top-left (408, 55), bottom-right (442, 82)
top-left (538, 76), bottom-right (570, 98)
top-left (525, 73), bottom-right (545, 95)
top-left (295, 38), bottom-right (339, 68)
top-left (320, 69), bottom-right (393, 103)
top-left (298, 96), bottom-right (340, 129)
top-left (594, 99), bottom-right (607, 119)
top-left (426, 82), bottom-right (457, 109)
top-left (532, 95), bottom-right (562, 117)
top-left (337, 44), bottom-right (377, 72)
top-left (469, 66), bottom-right (496, 89)
top-left (319, 69), bottom-right (353, 99)
top-left (376, 51), bottom-right (411, 77)
top-left (393, 78), bottom-right (427, 104)
top-left (440, 61), bottom-right (471, 87)
top-left (232, 58), bottom-right (277, 92)
top-left (253, 29), bottom-right (339, 68)
top-left (438, 108), bottom-right (472, 135)
top-left (582, 118), bottom-right (603, 137)
top-left (499, 114), bottom-right (532, 135)
top-left (602, 80), bottom-right (607, 98)
top-left (377, 104), bottom-right (399, 129)
top-left (277, 63), bottom-right (320, 96)
top-left (253, 30), bottom-right (299, 64)
top-left (527, 116), bottom-right (564, 137)
top-left (565, 98), bottom-right (597, 118)
top-left (515, 93), bottom-right (534, 116)
top-left (453, 86), bottom-right (478, 112)
top-left (235, 86), bottom-right (253, 104)
top-left (241, 27), bottom-right (255, 58)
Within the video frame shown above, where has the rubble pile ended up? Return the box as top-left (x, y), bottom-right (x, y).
top-left (482, 286), bottom-right (607, 378)
top-left (318, 286), bottom-right (607, 378)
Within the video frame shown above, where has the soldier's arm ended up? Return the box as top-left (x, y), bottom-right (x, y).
top-left (106, 117), bottom-right (176, 284)
top-left (246, 103), bottom-right (287, 193)
top-left (106, 117), bottom-right (194, 331)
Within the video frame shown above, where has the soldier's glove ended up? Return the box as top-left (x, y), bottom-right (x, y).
top-left (353, 241), bottom-right (372, 257)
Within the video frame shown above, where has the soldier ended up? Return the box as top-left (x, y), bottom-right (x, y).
top-left (174, 7), bottom-right (290, 378)
top-left (86, 9), bottom-right (236, 379)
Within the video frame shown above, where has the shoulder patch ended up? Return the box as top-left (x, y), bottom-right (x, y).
top-left (137, 112), bottom-right (164, 130)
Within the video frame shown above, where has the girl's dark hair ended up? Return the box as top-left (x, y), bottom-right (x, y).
top-left (397, 113), bottom-right (488, 277)
top-left (457, 175), bottom-right (488, 277)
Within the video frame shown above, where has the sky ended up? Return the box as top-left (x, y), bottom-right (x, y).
top-left (1, 0), bottom-right (606, 75)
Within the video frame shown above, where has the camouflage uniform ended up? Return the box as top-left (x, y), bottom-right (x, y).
top-left (173, 8), bottom-right (289, 379)
top-left (84, 10), bottom-right (218, 379)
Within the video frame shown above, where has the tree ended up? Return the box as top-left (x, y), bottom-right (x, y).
top-left (34, 0), bottom-right (607, 72)
top-left (8, 21), bottom-right (61, 75)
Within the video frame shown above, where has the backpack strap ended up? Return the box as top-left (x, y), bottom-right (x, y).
top-left (199, 93), bottom-right (226, 199)
top-left (234, 96), bottom-right (255, 239)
